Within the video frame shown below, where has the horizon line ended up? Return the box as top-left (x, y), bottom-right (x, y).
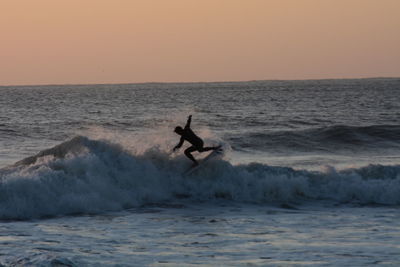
top-left (1, 76), bottom-right (399, 87)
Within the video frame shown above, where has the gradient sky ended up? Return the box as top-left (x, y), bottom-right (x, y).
top-left (1, 0), bottom-right (399, 85)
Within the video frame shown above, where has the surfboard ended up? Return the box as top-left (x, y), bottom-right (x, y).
top-left (183, 147), bottom-right (223, 176)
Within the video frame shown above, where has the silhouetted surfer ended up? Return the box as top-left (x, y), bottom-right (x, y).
top-left (173, 115), bottom-right (221, 166)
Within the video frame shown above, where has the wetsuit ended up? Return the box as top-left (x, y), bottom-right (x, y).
top-left (177, 127), bottom-right (204, 150)
top-left (174, 115), bottom-right (219, 164)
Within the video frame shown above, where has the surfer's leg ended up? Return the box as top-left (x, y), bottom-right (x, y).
top-left (184, 146), bottom-right (198, 165)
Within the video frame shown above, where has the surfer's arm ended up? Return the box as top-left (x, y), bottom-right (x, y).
top-left (184, 115), bottom-right (192, 129)
top-left (173, 137), bottom-right (184, 151)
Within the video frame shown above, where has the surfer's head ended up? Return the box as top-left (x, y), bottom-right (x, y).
top-left (174, 126), bottom-right (184, 135)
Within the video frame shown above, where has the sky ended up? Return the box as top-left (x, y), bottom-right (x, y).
top-left (1, 0), bottom-right (399, 85)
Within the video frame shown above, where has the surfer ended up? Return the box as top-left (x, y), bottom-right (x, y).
top-left (173, 115), bottom-right (221, 166)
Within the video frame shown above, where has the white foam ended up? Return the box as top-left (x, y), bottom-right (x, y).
top-left (1, 136), bottom-right (399, 220)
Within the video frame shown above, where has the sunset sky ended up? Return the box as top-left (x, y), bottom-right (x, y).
top-left (1, 0), bottom-right (399, 85)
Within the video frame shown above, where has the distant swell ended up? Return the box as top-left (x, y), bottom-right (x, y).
top-left (1, 136), bottom-right (400, 220)
top-left (232, 124), bottom-right (400, 153)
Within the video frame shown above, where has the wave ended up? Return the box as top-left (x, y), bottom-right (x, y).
top-left (231, 124), bottom-right (400, 153)
top-left (1, 136), bottom-right (400, 220)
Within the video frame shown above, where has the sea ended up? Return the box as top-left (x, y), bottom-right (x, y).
top-left (0, 78), bottom-right (399, 266)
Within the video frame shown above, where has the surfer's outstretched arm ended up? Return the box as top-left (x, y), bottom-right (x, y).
top-left (173, 137), bottom-right (184, 151)
top-left (184, 115), bottom-right (192, 129)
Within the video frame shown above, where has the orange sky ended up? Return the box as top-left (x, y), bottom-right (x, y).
top-left (1, 0), bottom-right (399, 85)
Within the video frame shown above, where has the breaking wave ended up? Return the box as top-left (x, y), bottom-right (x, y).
top-left (0, 136), bottom-right (399, 220)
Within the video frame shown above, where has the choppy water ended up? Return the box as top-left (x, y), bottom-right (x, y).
top-left (0, 78), bottom-right (400, 266)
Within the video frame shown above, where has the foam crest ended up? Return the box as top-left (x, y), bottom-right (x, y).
top-left (1, 136), bottom-right (399, 220)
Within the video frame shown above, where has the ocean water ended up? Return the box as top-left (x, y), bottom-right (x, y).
top-left (0, 79), bottom-right (400, 266)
